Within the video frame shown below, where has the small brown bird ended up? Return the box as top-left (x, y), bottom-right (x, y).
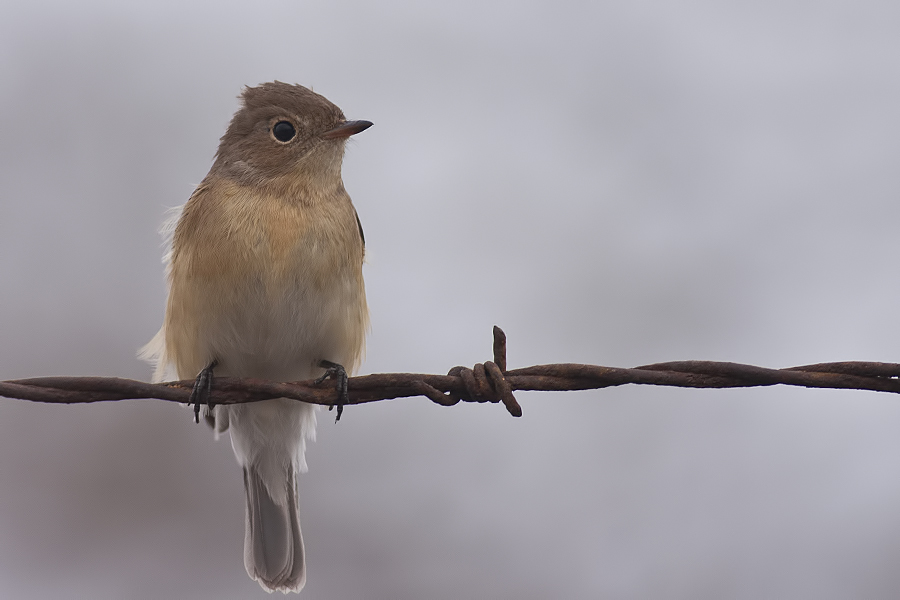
top-left (142, 82), bottom-right (371, 592)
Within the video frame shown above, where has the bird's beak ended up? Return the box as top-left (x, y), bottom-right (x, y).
top-left (321, 120), bottom-right (373, 140)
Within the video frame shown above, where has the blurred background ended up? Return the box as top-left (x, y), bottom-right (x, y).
top-left (1, 1), bottom-right (900, 598)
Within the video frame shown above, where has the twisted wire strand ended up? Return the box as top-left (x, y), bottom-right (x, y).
top-left (2, 326), bottom-right (898, 417)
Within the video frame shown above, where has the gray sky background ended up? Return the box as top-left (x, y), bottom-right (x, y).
top-left (1, 1), bottom-right (900, 598)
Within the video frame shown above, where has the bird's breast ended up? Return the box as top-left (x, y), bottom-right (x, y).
top-left (165, 179), bottom-right (368, 381)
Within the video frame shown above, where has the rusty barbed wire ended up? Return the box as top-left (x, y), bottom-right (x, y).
top-left (2, 326), bottom-right (900, 417)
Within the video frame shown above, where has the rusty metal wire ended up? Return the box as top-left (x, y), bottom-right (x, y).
top-left (2, 326), bottom-right (900, 417)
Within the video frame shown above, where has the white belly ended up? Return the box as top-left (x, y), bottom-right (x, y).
top-left (209, 269), bottom-right (366, 382)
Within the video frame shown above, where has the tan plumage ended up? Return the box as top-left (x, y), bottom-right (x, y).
top-left (142, 82), bottom-right (370, 593)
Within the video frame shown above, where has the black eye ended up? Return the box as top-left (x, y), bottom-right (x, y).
top-left (272, 121), bottom-right (296, 142)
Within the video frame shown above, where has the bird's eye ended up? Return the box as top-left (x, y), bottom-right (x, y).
top-left (272, 121), bottom-right (296, 142)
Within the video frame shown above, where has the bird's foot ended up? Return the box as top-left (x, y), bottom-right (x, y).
top-left (315, 360), bottom-right (349, 422)
top-left (190, 359), bottom-right (218, 424)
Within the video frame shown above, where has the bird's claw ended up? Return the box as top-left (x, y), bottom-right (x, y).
top-left (316, 360), bottom-right (349, 422)
top-left (190, 359), bottom-right (218, 424)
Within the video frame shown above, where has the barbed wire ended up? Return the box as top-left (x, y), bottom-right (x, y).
top-left (2, 326), bottom-right (899, 418)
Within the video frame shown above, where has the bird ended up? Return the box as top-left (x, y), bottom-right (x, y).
top-left (141, 81), bottom-right (371, 593)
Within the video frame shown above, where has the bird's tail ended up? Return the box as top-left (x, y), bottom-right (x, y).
top-left (243, 462), bottom-right (306, 593)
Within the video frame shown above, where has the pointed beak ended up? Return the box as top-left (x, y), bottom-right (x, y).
top-left (321, 120), bottom-right (373, 140)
